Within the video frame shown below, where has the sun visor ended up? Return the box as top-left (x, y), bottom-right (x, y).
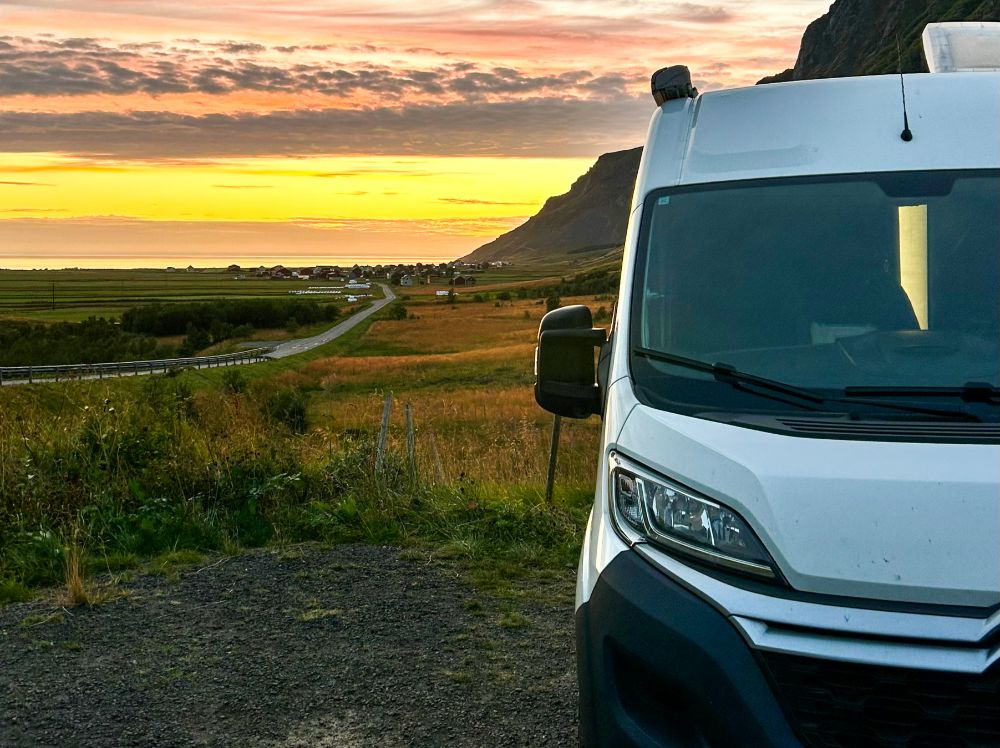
top-left (923, 22), bottom-right (1000, 73)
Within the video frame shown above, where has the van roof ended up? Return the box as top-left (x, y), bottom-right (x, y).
top-left (635, 71), bottom-right (1000, 208)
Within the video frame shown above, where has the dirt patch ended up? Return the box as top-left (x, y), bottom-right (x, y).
top-left (0, 545), bottom-right (577, 747)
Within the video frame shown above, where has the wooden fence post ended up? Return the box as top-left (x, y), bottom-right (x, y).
top-left (375, 392), bottom-right (393, 473)
top-left (544, 415), bottom-right (562, 505)
top-left (405, 402), bottom-right (416, 479)
top-left (429, 432), bottom-right (446, 484)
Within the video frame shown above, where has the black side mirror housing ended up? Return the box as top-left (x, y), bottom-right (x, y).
top-left (534, 305), bottom-right (606, 418)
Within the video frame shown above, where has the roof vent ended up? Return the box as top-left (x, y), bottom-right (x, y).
top-left (923, 22), bottom-right (1000, 73)
top-left (651, 66), bottom-right (698, 106)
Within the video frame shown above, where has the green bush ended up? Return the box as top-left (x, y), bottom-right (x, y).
top-left (2, 530), bottom-right (65, 587)
top-left (221, 367), bottom-right (246, 394)
top-left (264, 388), bottom-right (309, 433)
top-left (0, 579), bottom-right (32, 605)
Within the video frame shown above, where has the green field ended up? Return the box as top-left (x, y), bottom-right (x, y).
top-left (0, 265), bottom-right (580, 323)
top-left (0, 269), bottom-right (349, 323)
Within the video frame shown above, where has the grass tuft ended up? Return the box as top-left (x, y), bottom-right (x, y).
top-left (297, 607), bottom-right (341, 622)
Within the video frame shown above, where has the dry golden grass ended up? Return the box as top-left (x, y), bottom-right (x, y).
top-left (289, 294), bottom-right (609, 493)
top-left (362, 300), bottom-right (539, 354)
top-left (302, 343), bottom-right (532, 389)
top-left (310, 384), bottom-right (600, 491)
top-left (64, 542), bottom-right (92, 607)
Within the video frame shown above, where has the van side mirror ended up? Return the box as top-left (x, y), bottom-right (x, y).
top-left (535, 305), bottom-right (606, 418)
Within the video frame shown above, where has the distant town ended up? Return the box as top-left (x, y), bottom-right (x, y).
top-left (162, 259), bottom-right (512, 288)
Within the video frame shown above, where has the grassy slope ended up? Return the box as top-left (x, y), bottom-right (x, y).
top-left (0, 286), bottom-right (605, 603)
top-left (0, 269), bottom-right (345, 323)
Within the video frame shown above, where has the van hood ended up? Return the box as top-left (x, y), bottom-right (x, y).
top-left (616, 404), bottom-right (1000, 607)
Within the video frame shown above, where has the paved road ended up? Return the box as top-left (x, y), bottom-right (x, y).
top-left (0, 284), bottom-right (396, 386)
top-left (268, 283), bottom-right (396, 359)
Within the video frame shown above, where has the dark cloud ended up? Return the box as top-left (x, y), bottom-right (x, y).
top-left (0, 95), bottom-right (653, 158)
top-left (0, 180), bottom-right (54, 186)
top-left (438, 197), bottom-right (536, 206)
top-left (0, 35), bottom-right (638, 101)
top-left (671, 3), bottom-right (736, 23)
top-left (211, 184), bottom-right (273, 188)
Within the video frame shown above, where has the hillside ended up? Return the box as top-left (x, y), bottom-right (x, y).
top-left (467, 0), bottom-right (1000, 263)
top-left (462, 148), bottom-right (640, 263)
top-left (760, 0), bottom-right (1000, 83)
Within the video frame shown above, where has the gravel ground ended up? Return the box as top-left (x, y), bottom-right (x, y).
top-left (0, 544), bottom-right (577, 747)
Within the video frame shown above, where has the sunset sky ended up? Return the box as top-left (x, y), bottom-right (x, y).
top-left (0, 0), bottom-right (828, 268)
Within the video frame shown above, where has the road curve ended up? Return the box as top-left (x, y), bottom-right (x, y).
top-left (0, 284), bottom-right (397, 386)
top-left (267, 283), bottom-right (396, 359)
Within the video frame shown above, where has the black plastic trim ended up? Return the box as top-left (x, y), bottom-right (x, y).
top-left (577, 550), bottom-right (801, 747)
top-left (705, 412), bottom-right (1000, 445)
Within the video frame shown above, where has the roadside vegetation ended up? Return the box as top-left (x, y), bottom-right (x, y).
top-left (0, 298), bottom-right (343, 366)
top-left (0, 318), bottom-right (168, 367)
top-left (0, 291), bottom-right (605, 604)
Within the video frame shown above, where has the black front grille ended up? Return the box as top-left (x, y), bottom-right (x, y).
top-left (761, 652), bottom-right (1000, 748)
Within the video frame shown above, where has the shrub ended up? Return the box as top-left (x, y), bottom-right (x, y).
top-left (386, 303), bottom-right (408, 321)
top-left (264, 388), bottom-right (309, 433)
top-left (0, 579), bottom-right (32, 605)
top-left (221, 367), bottom-right (246, 394)
top-left (2, 530), bottom-right (65, 587)
top-left (545, 295), bottom-right (561, 312)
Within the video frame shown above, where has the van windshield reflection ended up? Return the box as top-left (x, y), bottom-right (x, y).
top-left (630, 171), bottom-right (1000, 416)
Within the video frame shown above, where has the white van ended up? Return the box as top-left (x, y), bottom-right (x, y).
top-left (535, 23), bottom-right (1000, 748)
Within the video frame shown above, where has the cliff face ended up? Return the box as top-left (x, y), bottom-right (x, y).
top-left (467, 0), bottom-right (1000, 263)
top-left (462, 147), bottom-right (641, 263)
top-left (763, 0), bottom-right (1000, 83)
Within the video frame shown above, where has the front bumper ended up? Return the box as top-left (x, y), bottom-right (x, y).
top-left (576, 550), bottom-right (1000, 747)
top-left (576, 550), bottom-right (798, 747)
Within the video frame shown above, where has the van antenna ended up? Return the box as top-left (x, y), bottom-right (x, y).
top-left (897, 35), bottom-right (913, 142)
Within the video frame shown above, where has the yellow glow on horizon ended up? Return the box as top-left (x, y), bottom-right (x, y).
top-left (0, 154), bottom-right (591, 232)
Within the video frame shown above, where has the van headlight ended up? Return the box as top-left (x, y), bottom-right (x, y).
top-left (610, 453), bottom-right (777, 579)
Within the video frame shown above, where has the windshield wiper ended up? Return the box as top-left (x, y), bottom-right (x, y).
top-left (845, 382), bottom-right (1000, 405)
top-left (633, 346), bottom-right (982, 422)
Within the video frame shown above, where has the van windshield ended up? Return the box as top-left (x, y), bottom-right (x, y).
top-left (630, 170), bottom-right (999, 418)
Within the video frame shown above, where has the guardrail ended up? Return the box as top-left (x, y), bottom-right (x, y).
top-left (0, 347), bottom-right (273, 386)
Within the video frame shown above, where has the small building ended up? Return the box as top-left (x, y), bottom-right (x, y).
top-left (400, 274), bottom-right (415, 287)
top-left (186, 265), bottom-right (197, 273)
top-left (227, 264), bottom-right (241, 273)
top-left (165, 266), bottom-right (177, 273)
top-left (452, 275), bottom-right (477, 286)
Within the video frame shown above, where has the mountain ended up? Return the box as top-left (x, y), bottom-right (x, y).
top-left (461, 148), bottom-right (641, 263)
top-left (465, 0), bottom-right (1000, 263)
top-left (760, 0), bottom-right (1000, 84)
